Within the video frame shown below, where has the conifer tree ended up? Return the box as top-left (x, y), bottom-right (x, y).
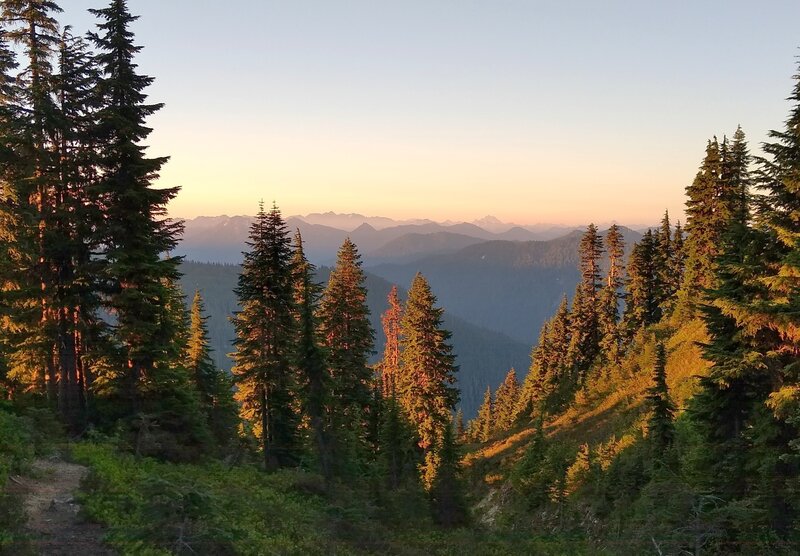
top-left (646, 343), bottom-right (675, 453)
top-left (318, 238), bottom-right (374, 462)
top-left (51, 28), bottom-right (103, 430)
top-left (475, 386), bottom-right (493, 443)
top-left (1, 0), bottom-right (63, 405)
top-left (429, 423), bottom-right (468, 527)
top-left (680, 138), bottom-right (724, 311)
top-left (690, 127), bottom-right (765, 504)
top-left (692, 69), bottom-right (800, 532)
top-left (232, 203), bottom-right (298, 470)
top-left (378, 393), bottom-right (419, 489)
top-left (454, 408), bottom-right (465, 441)
top-left (598, 225), bottom-right (625, 366)
top-left (290, 230), bottom-right (330, 476)
top-left (379, 285), bottom-right (403, 398)
top-left (398, 273), bottom-right (459, 488)
top-left (89, 0), bottom-right (184, 415)
top-left (493, 368), bottom-right (519, 433)
top-left (186, 290), bottom-right (237, 452)
top-left (656, 210), bottom-right (678, 306)
top-left (670, 221), bottom-right (685, 296)
top-left (515, 321), bottom-right (549, 420)
top-left (567, 225), bottom-right (604, 382)
top-left (622, 230), bottom-right (662, 337)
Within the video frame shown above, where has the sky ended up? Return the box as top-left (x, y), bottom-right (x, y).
top-left (58, 0), bottom-right (800, 226)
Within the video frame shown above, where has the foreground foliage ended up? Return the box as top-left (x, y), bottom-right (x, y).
top-left (73, 442), bottom-right (588, 555)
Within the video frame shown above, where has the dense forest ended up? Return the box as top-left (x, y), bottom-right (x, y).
top-left (1, 1), bottom-right (800, 554)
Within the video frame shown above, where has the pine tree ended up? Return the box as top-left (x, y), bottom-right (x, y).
top-left (680, 138), bottom-right (724, 312)
top-left (89, 0), bottom-right (184, 416)
top-left (398, 273), bottom-right (459, 488)
top-left (318, 238), bottom-right (374, 465)
top-left (290, 230), bottom-right (330, 476)
top-left (515, 321), bottom-right (549, 420)
top-left (622, 230), bottom-right (662, 337)
top-left (186, 290), bottom-right (237, 452)
top-left (454, 408), bottom-right (465, 441)
top-left (598, 225), bottom-right (625, 366)
top-left (691, 127), bottom-right (765, 504)
top-left (646, 343), bottom-right (675, 453)
top-left (231, 203), bottom-right (298, 470)
top-left (567, 224), bottom-right (604, 383)
top-left (656, 210), bottom-right (678, 306)
top-left (670, 221), bottom-right (685, 296)
top-left (378, 393), bottom-right (419, 489)
top-left (475, 386), bottom-right (493, 443)
top-left (1, 0), bottom-right (63, 405)
top-left (429, 423), bottom-right (468, 527)
top-left (379, 285), bottom-right (403, 398)
top-left (493, 368), bottom-right (520, 433)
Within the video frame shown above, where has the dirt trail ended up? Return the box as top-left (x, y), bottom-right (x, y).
top-left (9, 456), bottom-right (114, 555)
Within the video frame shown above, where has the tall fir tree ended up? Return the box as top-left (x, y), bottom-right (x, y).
top-left (1, 0), bottom-right (63, 405)
top-left (493, 368), bottom-right (520, 433)
top-left (379, 285), bottom-right (403, 398)
top-left (290, 230), bottom-right (330, 477)
top-left (186, 290), bottom-right (238, 453)
top-left (598, 225), bottom-right (625, 367)
top-left (680, 138), bottom-right (725, 312)
top-left (475, 386), bottom-right (493, 443)
top-left (646, 343), bottom-right (675, 454)
top-left (398, 273), bottom-right (459, 488)
top-left (88, 0), bottom-right (184, 416)
top-left (567, 224), bottom-right (604, 383)
top-left (231, 203), bottom-right (298, 470)
top-left (428, 423), bottom-right (468, 527)
top-left (318, 238), bottom-right (375, 468)
top-left (622, 230), bottom-right (662, 338)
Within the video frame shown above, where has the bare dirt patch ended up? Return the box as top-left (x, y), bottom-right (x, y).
top-left (8, 456), bottom-right (114, 555)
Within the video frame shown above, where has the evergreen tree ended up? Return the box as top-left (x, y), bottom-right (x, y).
top-left (515, 321), bottom-right (549, 421)
top-left (680, 138), bottom-right (724, 311)
top-left (567, 224), bottom-right (604, 383)
top-left (598, 225), bottom-right (625, 366)
top-left (670, 221), bottom-right (685, 296)
top-left (378, 393), bottom-right (419, 489)
top-left (656, 210), bottom-right (678, 306)
top-left (186, 290), bottom-right (238, 453)
top-left (89, 0), bottom-right (184, 416)
top-left (398, 273), bottom-right (459, 488)
top-left (1, 0), bottom-right (63, 405)
top-left (454, 408), bottom-right (465, 441)
top-left (475, 386), bottom-right (493, 443)
top-left (318, 238), bottom-right (374, 465)
top-left (493, 368), bottom-right (520, 433)
top-left (646, 343), bottom-right (675, 454)
top-left (379, 285), bottom-right (403, 398)
top-left (290, 230), bottom-right (330, 476)
top-left (691, 127), bottom-right (765, 505)
top-left (622, 230), bottom-right (662, 337)
top-left (429, 423), bottom-right (468, 527)
top-left (231, 203), bottom-right (298, 470)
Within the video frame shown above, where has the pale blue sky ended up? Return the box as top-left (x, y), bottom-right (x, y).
top-left (59, 0), bottom-right (800, 225)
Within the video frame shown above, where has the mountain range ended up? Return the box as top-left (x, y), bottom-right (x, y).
top-left (176, 214), bottom-right (584, 265)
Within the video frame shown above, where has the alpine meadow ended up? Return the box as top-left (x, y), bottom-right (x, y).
top-left (2, 1), bottom-right (800, 555)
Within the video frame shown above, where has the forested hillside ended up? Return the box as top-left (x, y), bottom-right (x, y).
top-left (179, 260), bottom-right (529, 417)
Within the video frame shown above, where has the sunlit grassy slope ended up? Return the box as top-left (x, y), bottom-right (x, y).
top-left (464, 317), bottom-right (710, 489)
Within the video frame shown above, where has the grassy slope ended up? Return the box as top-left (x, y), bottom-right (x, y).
top-left (463, 317), bottom-right (710, 507)
top-left (72, 443), bottom-right (586, 556)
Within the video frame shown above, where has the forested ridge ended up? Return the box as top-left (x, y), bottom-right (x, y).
top-left (1, 1), bottom-right (800, 554)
